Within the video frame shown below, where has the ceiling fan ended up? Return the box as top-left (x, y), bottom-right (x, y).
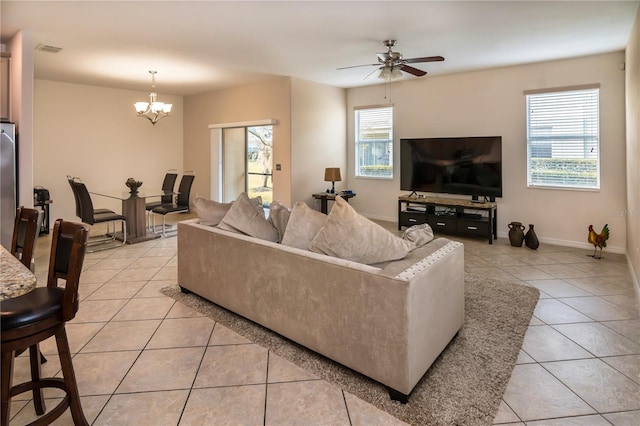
top-left (338, 40), bottom-right (444, 80)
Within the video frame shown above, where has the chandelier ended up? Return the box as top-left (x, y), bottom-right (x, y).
top-left (134, 71), bottom-right (172, 125)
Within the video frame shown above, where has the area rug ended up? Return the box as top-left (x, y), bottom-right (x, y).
top-left (161, 273), bottom-right (539, 425)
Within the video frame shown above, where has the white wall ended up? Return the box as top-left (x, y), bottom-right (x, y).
top-left (34, 79), bottom-right (183, 222)
top-left (7, 30), bottom-right (35, 208)
top-left (183, 77), bottom-right (292, 205)
top-left (347, 52), bottom-right (627, 253)
top-left (290, 78), bottom-right (346, 207)
top-left (184, 77), bottom-right (346, 210)
top-left (626, 9), bottom-right (640, 287)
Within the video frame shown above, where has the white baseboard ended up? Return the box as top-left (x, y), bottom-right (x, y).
top-left (532, 235), bottom-right (625, 255)
top-left (626, 253), bottom-right (640, 295)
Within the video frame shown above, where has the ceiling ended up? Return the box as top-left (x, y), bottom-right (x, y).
top-left (1, 1), bottom-right (638, 96)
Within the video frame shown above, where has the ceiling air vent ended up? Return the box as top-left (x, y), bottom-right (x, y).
top-left (35, 44), bottom-right (62, 53)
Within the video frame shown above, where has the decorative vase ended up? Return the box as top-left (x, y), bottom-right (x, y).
top-left (125, 178), bottom-right (143, 194)
top-left (525, 224), bottom-right (540, 250)
top-left (508, 222), bottom-right (526, 247)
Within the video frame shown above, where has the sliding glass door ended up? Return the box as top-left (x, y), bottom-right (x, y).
top-left (222, 125), bottom-right (273, 206)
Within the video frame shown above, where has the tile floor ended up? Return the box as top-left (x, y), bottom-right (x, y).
top-left (5, 218), bottom-right (640, 425)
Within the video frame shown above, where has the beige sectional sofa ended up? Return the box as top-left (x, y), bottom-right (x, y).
top-left (177, 219), bottom-right (465, 401)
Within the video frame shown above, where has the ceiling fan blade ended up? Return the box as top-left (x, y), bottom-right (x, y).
top-left (399, 65), bottom-right (427, 77)
top-left (337, 63), bottom-right (379, 70)
top-left (404, 55), bottom-right (445, 64)
top-left (363, 67), bottom-right (383, 80)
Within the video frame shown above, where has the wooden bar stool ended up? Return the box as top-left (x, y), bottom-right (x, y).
top-left (1, 219), bottom-right (89, 426)
top-left (10, 206), bottom-right (41, 271)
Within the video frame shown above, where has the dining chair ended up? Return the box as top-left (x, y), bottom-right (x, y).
top-left (67, 176), bottom-right (112, 219)
top-left (151, 171), bottom-right (195, 237)
top-left (1, 219), bottom-right (90, 426)
top-left (145, 169), bottom-right (178, 230)
top-left (10, 206), bottom-right (42, 271)
top-left (70, 178), bottom-right (127, 250)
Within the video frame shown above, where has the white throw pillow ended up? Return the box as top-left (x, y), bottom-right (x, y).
top-left (309, 197), bottom-right (413, 264)
top-left (193, 196), bottom-right (233, 226)
top-left (267, 200), bottom-right (291, 243)
top-left (218, 192), bottom-right (279, 242)
top-left (281, 201), bottom-right (327, 250)
top-left (402, 223), bottom-right (434, 248)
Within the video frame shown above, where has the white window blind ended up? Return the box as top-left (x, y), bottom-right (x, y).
top-left (355, 106), bottom-right (393, 178)
top-left (526, 86), bottom-right (600, 190)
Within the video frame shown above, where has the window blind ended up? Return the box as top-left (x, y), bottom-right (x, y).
top-left (526, 87), bottom-right (600, 189)
top-left (355, 106), bottom-right (393, 178)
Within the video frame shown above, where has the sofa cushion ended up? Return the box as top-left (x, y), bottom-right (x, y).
top-left (267, 200), bottom-right (291, 243)
top-left (193, 196), bottom-right (233, 226)
top-left (402, 223), bottom-right (434, 248)
top-left (250, 195), bottom-right (266, 217)
top-left (309, 196), bottom-right (413, 264)
top-left (218, 192), bottom-right (279, 242)
top-left (281, 201), bottom-right (327, 250)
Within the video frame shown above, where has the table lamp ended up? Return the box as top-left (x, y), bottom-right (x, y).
top-left (324, 167), bottom-right (341, 194)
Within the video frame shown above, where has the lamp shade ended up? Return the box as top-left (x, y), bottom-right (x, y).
top-left (324, 167), bottom-right (342, 182)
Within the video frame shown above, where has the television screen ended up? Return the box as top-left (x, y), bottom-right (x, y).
top-left (400, 136), bottom-right (502, 198)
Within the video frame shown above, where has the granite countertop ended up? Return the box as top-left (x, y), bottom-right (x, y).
top-left (0, 246), bottom-right (37, 301)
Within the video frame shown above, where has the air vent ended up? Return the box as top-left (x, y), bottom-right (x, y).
top-left (35, 44), bottom-right (62, 53)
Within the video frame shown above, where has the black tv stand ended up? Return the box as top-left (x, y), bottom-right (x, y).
top-left (398, 196), bottom-right (497, 244)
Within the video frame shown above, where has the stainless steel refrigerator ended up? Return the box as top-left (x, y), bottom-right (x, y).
top-left (1, 121), bottom-right (16, 249)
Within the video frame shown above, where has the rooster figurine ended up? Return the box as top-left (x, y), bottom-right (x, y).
top-left (588, 224), bottom-right (609, 259)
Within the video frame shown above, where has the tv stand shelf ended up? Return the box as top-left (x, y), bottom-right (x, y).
top-left (398, 196), bottom-right (497, 244)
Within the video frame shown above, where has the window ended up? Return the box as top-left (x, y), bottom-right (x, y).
top-left (355, 106), bottom-right (393, 178)
top-left (525, 85), bottom-right (600, 190)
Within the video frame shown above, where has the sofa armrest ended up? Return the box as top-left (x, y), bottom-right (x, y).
top-left (401, 240), bottom-right (465, 394)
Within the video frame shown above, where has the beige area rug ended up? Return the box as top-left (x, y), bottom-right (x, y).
top-left (161, 273), bottom-right (539, 425)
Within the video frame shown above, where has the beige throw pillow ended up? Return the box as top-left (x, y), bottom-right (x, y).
top-left (402, 223), bottom-right (435, 248)
top-left (281, 201), bottom-right (327, 250)
top-left (309, 197), bottom-right (413, 264)
top-left (218, 192), bottom-right (279, 242)
top-left (267, 200), bottom-right (291, 243)
top-left (193, 196), bottom-right (233, 226)
top-left (250, 195), bottom-right (265, 217)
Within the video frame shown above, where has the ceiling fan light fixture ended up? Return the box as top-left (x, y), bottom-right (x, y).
top-left (391, 67), bottom-right (403, 80)
top-left (378, 67), bottom-right (391, 80)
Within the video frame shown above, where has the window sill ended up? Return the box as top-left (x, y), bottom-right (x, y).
top-left (527, 184), bottom-right (600, 192)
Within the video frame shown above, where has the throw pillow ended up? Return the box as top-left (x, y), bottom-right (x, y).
top-left (309, 197), bottom-right (413, 264)
top-left (192, 196), bottom-right (232, 226)
top-left (281, 201), bottom-right (328, 250)
top-left (267, 200), bottom-right (291, 243)
top-left (402, 223), bottom-right (434, 248)
top-left (250, 195), bottom-right (265, 217)
top-left (218, 192), bottom-right (279, 242)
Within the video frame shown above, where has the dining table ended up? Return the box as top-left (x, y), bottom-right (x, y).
top-left (90, 189), bottom-right (175, 244)
top-left (0, 246), bottom-right (37, 301)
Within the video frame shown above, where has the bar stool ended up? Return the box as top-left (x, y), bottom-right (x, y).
top-left (1, 219), bottom-right (90, 426)
top-left (10, 206), bottom-right (41, 271)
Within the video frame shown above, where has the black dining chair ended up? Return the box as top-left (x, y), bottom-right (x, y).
top-left (151, 171), bottom-right (195, 237)
top-left (67, 176), bottom-right (112, 219)
top-left (145, 169), bottom-right (178, 230)
top-left (70, 178), bottom-right (127, 250)
top-left (1, 219), bottom-right (90, 426)
top-left (10, 206), bottom-right (42, 271)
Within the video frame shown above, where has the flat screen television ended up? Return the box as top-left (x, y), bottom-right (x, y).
top-left (400, 136), bottom-right (502, 199)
